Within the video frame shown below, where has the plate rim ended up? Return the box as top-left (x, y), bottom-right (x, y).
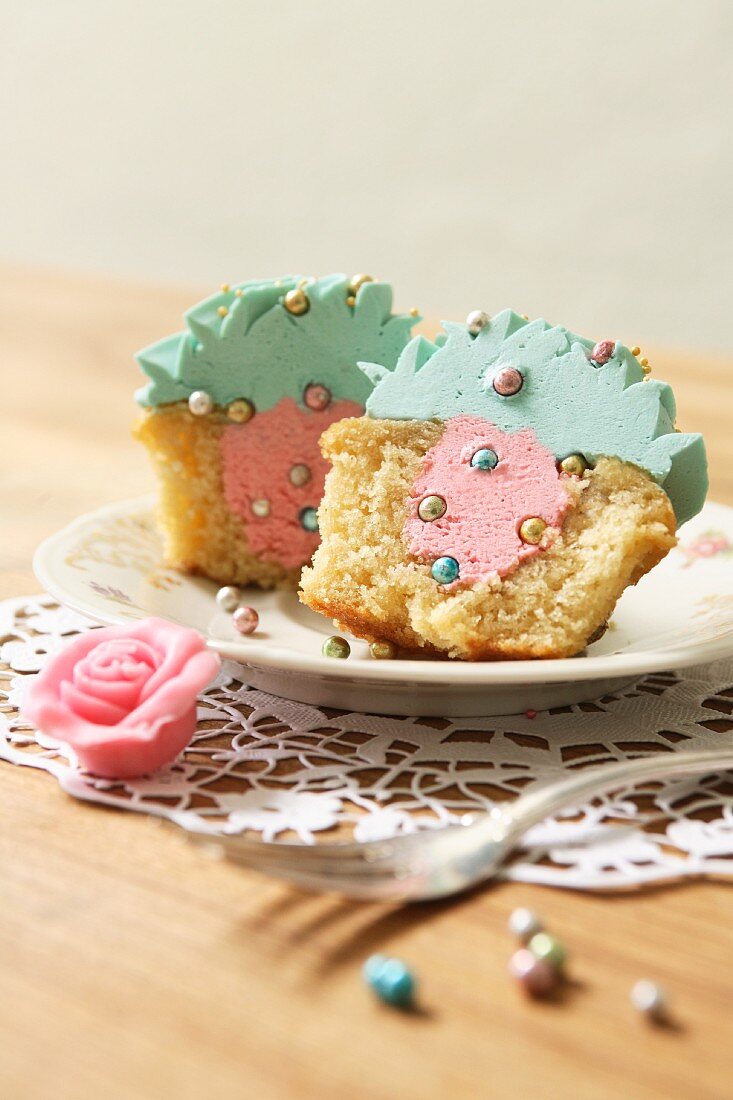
top-left (33, 496), bottom-right (733, 688)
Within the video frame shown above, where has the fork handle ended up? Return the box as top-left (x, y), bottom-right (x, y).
top-left (497, 748), bottom-right (733, 845)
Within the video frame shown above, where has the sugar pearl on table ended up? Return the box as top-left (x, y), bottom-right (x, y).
top-left (630, 980), bottom-right (667, 1020)
top-left (466, 309), bottom-right (490, 335)
top-left (216, 585), bottom-right (241, 613)
top-left (188, 390), bottom-right (213, 416)
top-left (363, 955), bottom-right (416, 1008)
top-left (528, 931), bottom-right (566, 970)
top-left (233, 605), bottom-right (259, 635)
top-left (323, 635), bottom-right (350, 659)
top-left (492, 367), bottom-right (523, 397)
top-left (509, 949), bottom-right (556, 997)
top-left (508, 907), bottom-right (543, 943)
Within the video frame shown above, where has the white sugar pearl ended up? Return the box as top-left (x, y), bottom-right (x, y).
top-left (216, 585), bottom-right (241, 613)
top-left (631, 980), bottom-right (667, 1019)
top-left (507, 907), bottom-right (543, 942)
top-left (188, 390), bottom-right (213, 416)
top-left (466, 309), bottom-right (490, 335)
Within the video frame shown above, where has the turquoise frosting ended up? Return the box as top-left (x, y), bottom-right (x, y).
top-left (362, 310), bottom-right (707, 526)
top-left (136, 275), bottom-right (417, 411)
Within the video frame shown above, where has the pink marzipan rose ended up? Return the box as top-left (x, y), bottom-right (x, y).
top-left (23, 617), bottom-right (220, 779)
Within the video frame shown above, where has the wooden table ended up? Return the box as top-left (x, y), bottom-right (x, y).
top-left (2, 267), bottom-right (732, 1100)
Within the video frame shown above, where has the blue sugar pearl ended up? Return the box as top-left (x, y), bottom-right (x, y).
top-left (431, 556), bottom-right (460, 584)
top-left (470, 447), bottom-right (499, 471)
top-left (299, 506), bottom-right (319, 533)
top-left (363, 955), bottom-right (416, 1008)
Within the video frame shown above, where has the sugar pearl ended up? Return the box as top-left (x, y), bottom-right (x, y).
top-left (509, 949), bottom-right (556, 997)
top-left (630, 980), bottom-right (667, 1020)
top-left (251, 498), bottom-right (271, 517)
top-left (227, 399), bottom-right (255, 423)
top-left (431, 556), bottom-right (460, 584)
top-left (363, 955), bottom-right (415, 1008)
top-left (216, 585), bottom-right (241, 613)
top-left (299, 506), bottom-right (319, 533)
top-left (492, 367), bottom-right (523, 397)
top-left (233, 605), bottom-right (259, 635)
top-left (289, 463), bottom-right (311, 487)
top-left (323, 635), bottom-right (350, 659)
top-left (284, 287), bottom-right (310, 315)
top-left (304, 383), bottom-right (331, 411)
top-left (348, 273), bottom-right (374, 294)
top-left (558, 453), bottom-right (588, 477)
top-left (508, 907), bottom-right (543, 943)
top-left (418, 494), bottom-right (447, 522)
top-left (188, 390), bottom-right (213, 416)
top-left (519, 517), bottom-right (546, 545)
top-left (528, 931), bottom-right (566, 970)
top-left (466, 309), bottom-right (490, 335)
top-left (591, 339), bottom-right (615, 365)
top-left (370, 640), bottom-right (397, 660)
top-left (470, 447), bottom-right (499, 471)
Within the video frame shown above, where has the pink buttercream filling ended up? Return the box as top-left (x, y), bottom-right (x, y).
top-left (405, 415), bottom-right (574, 585)
top-left (220, 396), bottom-right (362, 569)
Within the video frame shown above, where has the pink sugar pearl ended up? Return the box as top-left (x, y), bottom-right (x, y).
top-left (304, 383), bottom-right (331, 411)
top-left (492, 367), bottom-right (523, 396)
top-left (591, 339), bottom-right (615, 365)
top-left (509, 948), bottom-right (557, 997)
top-left (233, 606), bottom-right (259, 635)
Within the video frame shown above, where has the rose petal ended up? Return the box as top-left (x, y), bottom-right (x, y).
top-left (127, 649), bottom-right (221, 727)
top-left (135, 622), bottom-right (211, 704)
top-left (60, 680), bottom-right (129, 725)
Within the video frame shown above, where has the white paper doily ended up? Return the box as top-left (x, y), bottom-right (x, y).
top-left (3, 593), bottom-right (733, 890)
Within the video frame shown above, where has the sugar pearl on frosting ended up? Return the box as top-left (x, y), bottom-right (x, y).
top-left (233, 605), bottom-right (259, 635)
top-left (251, 498), bottom-right (271, 517)
top-left (304, 383), bottom-right (331, 411)
top-left (418, 494), bottom-right (447, 522)
top-left (216, 585), bottom-right (241, 613)
top-left (431, 556), bottom-right (460, 584)
top-left (466, 310), bottom-right (490, 335)
top-left (284, 287), bottom-right (310, 315)
top-left (299, 506), bottom-right (319, 533)
top-left (470, 447), bottom-right (499, 471)
top-left (519, 517), bottom-right (546, 545)
top-left (289, 463), bottom-right (311, 487)
top-left (227, 399), bottom-right (255, 423)
top-left (558, 453), bottom-right (588, 477)
top-left (492, 367), bottom-right (523, 397)
top-left (188, 390), bottom-right (213, 416)
top-left (348, 273), bottom-right (374, 294)
top-left (346, 295), bottom-right (356, 308)
top-left (591, 339), bottom-right (615, 365)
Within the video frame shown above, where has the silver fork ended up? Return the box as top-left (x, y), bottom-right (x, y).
top-left (187, 748), bottom-right (733, 900)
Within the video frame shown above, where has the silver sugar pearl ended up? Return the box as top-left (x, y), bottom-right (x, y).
top-left (466, 310), bottom-right (490, 336)
top-left (508, 907), bottom-right (543, 943)
top-left (289, 463), bottom-right (311, 487)
top-left (251, 498), bottom-right (271, 518)
top-left (630, 980), bottom-right (667, 1020)
top-left (189, 390), bottom-right (213, 416)
top-left (216, 585), bottom-right (241, 613)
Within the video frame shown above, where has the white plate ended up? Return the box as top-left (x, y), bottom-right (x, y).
top-left (34, 497), bottom-right (733, 717)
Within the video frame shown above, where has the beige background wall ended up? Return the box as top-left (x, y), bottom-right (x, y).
top-left (2, 0), bottom-right (731, 351)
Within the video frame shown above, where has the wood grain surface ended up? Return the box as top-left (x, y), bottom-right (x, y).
top-left (2, 267), bottom-right (733, 1100)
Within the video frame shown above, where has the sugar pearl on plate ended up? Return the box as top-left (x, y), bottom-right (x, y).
top-left (304, 383), bottom-right (331, 411)
top-left (492, 367), bottom-right (523, 397)
top-left (216, 585), bottom-right (241, 613)
top-left (370, 640), bottom-right (397, 660)
top-left (323, 635), bottom-right (350, 659)
top-left (289, 463), bottom-right (311, 487)
top-left (188, 390), bottom-right (213, 416)
top-left (558, 453), bottom-right (588, 477)
top-left (431, 556), bottom-right (459, 584)
top-left (418, 494), bottom-right (447, 522)
top-left (528, 931), bottom-right (566, 970)
top-left (509, 949), bottom-right (556, 998)
top-left (470, 447), bottom-right (499, 471)
top-left (251, 498), bottom-right (271, 517)
top-left (508, 907), bottom-right (543, 943)
top-left (233, 605), bottom-right (259, 635)
top-left (630, 979), bottom-right (667, 1020)
top-left (227, 398), bottom-right (255, 423)
top-left (466, 309), bottom-right (490, 335)
top-left (284, 287), bottom-right (310, 315)
top-left (299, 506), bottom-right (319, 533)
top-left (363, 955), bottom-right (415, 1008)
top-left (519, 517), bottom-right (546, 545)
top-left (591, 339), bottom-right (615, 365)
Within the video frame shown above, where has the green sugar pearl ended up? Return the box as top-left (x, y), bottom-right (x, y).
top-left (322, 635), bottom-right (351, 659)
top-left (528, 932), bottom-right (566, 970)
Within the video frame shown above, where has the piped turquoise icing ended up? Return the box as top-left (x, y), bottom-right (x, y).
top-left (361, 310), bottom-right (707, 526)
top-left (136, 275), bottom-right (417, 411)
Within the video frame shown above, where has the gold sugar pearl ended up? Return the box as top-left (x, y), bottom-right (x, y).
top-left (346, 295), bottom-right (356, 308)
top-left (348, 273), bottom-right (374, 295)
top-left (370, 640), bottom-right (397, 660)
top-left (220, 283), bottom-right (230, 292)
top-left (227, 398), bottom-right (255, 423)
top-left (284, 287), bottom-right (310, 315)
top-left (235, 288), bottom-right (243, 297)
top-left (409, 307), bottom-right (420, 317)
top-left (631, 346), bottom-right (641, 357)
top-left (558, 454), bottom-right (588, 478)
top-left (217, 305), bottom-right (228, 317)
top-left (519, 517), bottom-right (546, 545)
